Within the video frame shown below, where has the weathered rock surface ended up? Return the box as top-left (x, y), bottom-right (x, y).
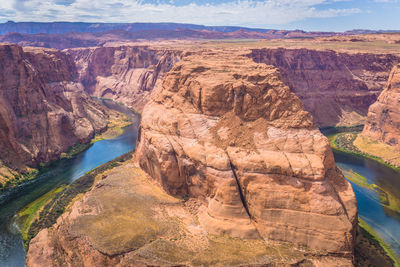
top-left (26, 49), bottom-right (358, 266)
top-left (249, 48), bottom-right (400, 126)
top-left (68, 46), bottom-right (181, 111)
top-left (0, 43), bottom-right (107, 172)
top-left (362, 64), bottom-right (400, 148)
top-left (136, 50), bottom-right (357, 260)
top-left (26, 157), bottom-right (355, 267)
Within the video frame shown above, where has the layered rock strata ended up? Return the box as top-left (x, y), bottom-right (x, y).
top-left (136, 51), bottom-right (357, 259)
top-left (0, 44), bottom-right (107, 172)
top-left (362, 64), bottom-right (400, 148)
top-left (27, 158), bottom-right (354, 266)
top-left (249, 48), bottom-right (400, 126)
top-left (26, 49), bottom-right (358, 266)
top-left (68, 46), bottom-right (181, 111)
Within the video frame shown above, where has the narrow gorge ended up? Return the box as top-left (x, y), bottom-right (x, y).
top-left (0, 44), bottom-right (109, 189)
top-left (68, 46), bottom-right (181, 111)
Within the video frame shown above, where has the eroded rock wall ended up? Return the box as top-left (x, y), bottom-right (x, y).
top-left (25, 49), bottom-right (358, 266)
top-left (249, 48), bottom-right (400, 127)
top-left (68, 46), bottom-right (181, 112)
top-left (362, 64), bottom-right (400, 148)
top-left (0, 44), bottom-right (107, 171)
top-left (136, 50), bottom-right (357, 257)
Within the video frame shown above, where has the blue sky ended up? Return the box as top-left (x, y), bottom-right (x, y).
top-left (0, 0), bottom-right (399, 31)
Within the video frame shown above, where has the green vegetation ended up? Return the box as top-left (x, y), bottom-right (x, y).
top-left (0, 164), bottom-right (39, 192)
top-left (18, 186), bottom-right (66, 244)
top-left (354, 135), bottom-right (400, 168)
top-left (0, 105), bottom-right (132, 193)
top-left (341, 169), bottom-right (376, 189)
top-left (359, 218), bottom-right (400, 266)
top-left (328, 132), bottom-right (400, 173)
top-left (91, 110), bottom-right (131, 143)
top-left (320, 124), bottom-right (364, 135)
top-left (342, 169), bottom-right (400, 215)
top-left (22, 151), bottom-right (133, 248)
top-left (60, 142), bottom-right (92, 159)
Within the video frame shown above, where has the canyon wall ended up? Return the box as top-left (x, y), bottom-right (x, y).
top-left (26, 49), bottom-right (357, 266)
top-left (249, 48), bottom-right (400, 127)
top-left (71, 46), bottom-right (400, 127)
top-left (362, 64), bottom-right (400, 148)
top-left (0, 44), bottom-right (107, 173)
top-left (68, 46), bottom-right (181, 111)
top-left (4, 41), bottom-right (393, 129)
top-left (136, 50), bottom-right (357, 261)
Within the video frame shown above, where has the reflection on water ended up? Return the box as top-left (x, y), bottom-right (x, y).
top-left (0, 100), bottom-right (139, 267)
top-left (334, 151), bottom-right (400, 257)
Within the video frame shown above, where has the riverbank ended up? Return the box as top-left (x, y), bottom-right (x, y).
top-left (341, 169), bottom-right (400, 215)
top-left (0, 165), bottom-right (39, 193)
top-left (90, 109), bottom-right (132, 144)
top-left (0, 105), bottom-right (132, 198)
top-left (23, 150), bottom-right (398, 266)
top-left (340, 167), bottom-right (400, 265)
top-left (15, 107), bottom-right (134, 247)
top-left (19, 151), bottom-right (134, 248)
top-left (0, 100), bottom-right (139, 267)
top-left (357, 218), bottom-right (399, 266)
top-left (328, 131), bottom-right (400, 173)
top-left (325, 128), bottom-right (400, 265)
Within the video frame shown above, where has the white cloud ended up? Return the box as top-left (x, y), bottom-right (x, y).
top-left (0, 0), bottom-right (362, 27)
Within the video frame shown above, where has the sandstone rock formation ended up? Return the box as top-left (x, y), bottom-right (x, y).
top-left (26, 157), bottom-right (355, 267)
top-left (26, 49), bottom-right (358, 266)
top-left (249, 48), bottom-right (400, 126)
top-left (362, 64), bottom-right (400, 148)
top-left (0, 44), bottom-right (107, 173)
top-left (68, 46), bottom-right (181, 111)
top-left (136, 50), bottom-right (357, 259)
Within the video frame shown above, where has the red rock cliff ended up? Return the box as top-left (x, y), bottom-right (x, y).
top-left (68, 46), bottom-right (181, 111)
top-left (0, 44), bottom-right (107, 171)
top-left (362, 64), bottom-right (400, 148)
top-left (249, 48), bottom-right (399, 127)
top-left (136, 50), bottom-right (357, 260)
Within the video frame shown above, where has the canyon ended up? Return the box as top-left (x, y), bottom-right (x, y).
top-left (69, 43), bottom-right (400, 127)
top-left (0, 31), bottom-right (399, 266)
top-left (2, 31), bottom-right (400, 128)
top-left (249, 48), bottom-right (400, 126)
top-left (0, 43), bottom-right (108, 188)
top-left (26, 50), bottom-right (357, 266)
top-left (68, 46), bottom-right (181, 112)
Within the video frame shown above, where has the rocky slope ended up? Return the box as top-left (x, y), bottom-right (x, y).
top-left (361, 64), bottom-right (400, 149)
top-left (0, 44), bottom-right (107, 180)
top-left (26, 50), bottom-right (357, 266)
top-left (136, 51), bottom-right (357, 262)
top-left (68, 46), bottom-right (181, 111)
top-left (249, 48), bottom-right (400, 126)
top-left (27, 157), bottom-right (342, 266)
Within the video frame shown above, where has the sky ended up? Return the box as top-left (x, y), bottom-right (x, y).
top-left (0, 0), bottom-right (399, 32)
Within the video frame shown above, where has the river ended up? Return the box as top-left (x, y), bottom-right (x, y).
top-left (334, 150), bottom-right (400, 258)
top-left (0, 100), bottom-right (139, 267)
top-left (0, 113), bottom-right (399, 266)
